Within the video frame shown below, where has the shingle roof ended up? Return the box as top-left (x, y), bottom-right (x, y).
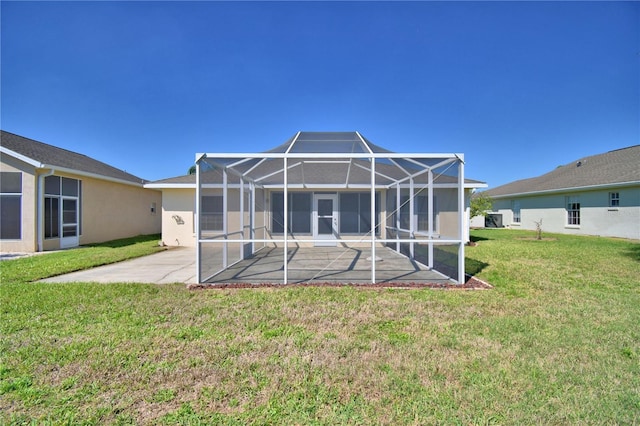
top-left (149, 172), bottom-right (484, 187)
top-left (483, 145), bottom-right (640, 198)
top-left (1, 130), bottom-right (146, 185)
top-left (148, 131), bottom-right (485, 188)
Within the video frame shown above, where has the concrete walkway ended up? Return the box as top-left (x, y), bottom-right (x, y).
top-left (40, 247), bottom-right (196, 284)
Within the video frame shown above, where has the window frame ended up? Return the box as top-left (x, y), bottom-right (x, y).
top-left (44, 175), bottom-right (82, 239)
top-left (339, 192), bottom-right (380, 235)
top-left (0, 172), bottom-right (22, 240)
top-left (271, 192), bottom-right (312, 235)
top-left (609, 192), bottom-right (620, 207)
top-left (566, 195), bottom-right (581, 226)
top-left (200, 195), bottom-right (224, 232)
top-left (512, 200), bottom-right (521, 224)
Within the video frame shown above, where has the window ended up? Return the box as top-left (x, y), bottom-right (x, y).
top-left (44, 197), bottom-right (60, 238)
top-left (609, 192), bottom-right (619, 207)
top-left (271, 192), bottom-right (312, 234)
top-left (392, 194), bottom-right (436, 232)
top-left (566, 196), bottom-right (580, 225)
top-left (0, 172), bottom-right (22, 239)
top-left (44, 175), bottom-right (81, 239)
top-left (512, 201), bottom-right (521, 223)
top-left (339, 192), bottom-right (380, 234)
top-left (201, 196), bottom-right (223, 231)
top-left (416, 195), bottom-right (437, 232)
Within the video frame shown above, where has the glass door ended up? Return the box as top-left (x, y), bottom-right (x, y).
top-left (313, 194), bottom-right (338, 246)
top-left (60, 197), bottom-right (79, 248)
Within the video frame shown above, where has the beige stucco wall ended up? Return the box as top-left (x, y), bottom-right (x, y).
top-left (1, 152), bottom-right (162, 252)
top-left (160, 188), bottom-right (243, 247)
top-left (160, 188), bottom-right (195, 247)
top-left (0, 155), bottom-right (38, 252)
top-left (78, 174), bottom-right (161, 245)
top-left (159, 187), bottom-right (473, 248)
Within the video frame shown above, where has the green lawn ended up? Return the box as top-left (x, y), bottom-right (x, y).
top-left (1, 230), bottom-right (639, 424)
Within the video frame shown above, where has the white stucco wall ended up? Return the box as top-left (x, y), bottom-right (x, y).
top-left (489, 186), bottom-right (640, 239)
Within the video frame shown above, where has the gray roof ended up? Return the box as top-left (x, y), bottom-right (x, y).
top-left (150, 171), bottom-right (485, 187)
top-left (149, 131), bottom-right (485, 187)
top-left (483, 145), bottom-right (640, 198)
top-left (1, 130), bottom-right (146, 185)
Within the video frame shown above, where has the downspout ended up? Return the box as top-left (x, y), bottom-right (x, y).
top-left (37, 169), bottom-right (55, 252)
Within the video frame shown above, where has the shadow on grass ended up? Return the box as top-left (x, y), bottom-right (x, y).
top-left (86, 234), bottom-right (161, 249)
top-left (469, 234), bottom-right (491, 243)
top-left (624, 243), bottom-right (640, 262)
top-left (465, 256), bottom-right (489, 276)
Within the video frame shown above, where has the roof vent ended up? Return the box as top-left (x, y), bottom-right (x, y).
top-left (576, 161), bottom-right (582, 167)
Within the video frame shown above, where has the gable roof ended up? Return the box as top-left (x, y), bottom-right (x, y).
top-left (483, 145), bottom-right (640, 198)
top-left (1, 130), bottom-right (146, 185)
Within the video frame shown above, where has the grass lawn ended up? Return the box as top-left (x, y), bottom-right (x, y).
top-left (1, 229), bottom-right (639, 424)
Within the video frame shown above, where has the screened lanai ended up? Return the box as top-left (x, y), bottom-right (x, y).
top-left (195, 131), bottom-right (466, 285)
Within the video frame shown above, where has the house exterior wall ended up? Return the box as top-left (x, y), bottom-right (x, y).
top-left (488, 186), bottom-right (640, 239)
top-left (78, 174), bottom-right (162, 245)
top-left (161, 188), bottom-right (196, 247)
top-left (158, 187), bottom-right (473, 248)
top-left (0, 155), bottom-right (38, 252)
top-left (1, 153), bottom-right (162, 252)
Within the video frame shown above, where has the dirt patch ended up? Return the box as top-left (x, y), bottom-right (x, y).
top-left (515, 237), bottom-right (557, 241)
top-left (187, 276), bottom-right (492, 291)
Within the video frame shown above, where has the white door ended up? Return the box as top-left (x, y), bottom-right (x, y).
top-left (60, 197), bottom-right (79, 248)
top-left (313, 194), bottom-right (338, 246)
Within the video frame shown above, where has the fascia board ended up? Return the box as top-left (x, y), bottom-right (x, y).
top-left (41, 166), bottom-right (145, 187)
top-left (1, 147), bottom-right (147, 187)
top-left (1, 146), bottom-right (43, 168)
top-left (143, 183), bottom-right (245, 189)
top-left (489, 181), bottom-right (640, 199)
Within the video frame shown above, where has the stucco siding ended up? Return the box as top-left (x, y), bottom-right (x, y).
top-left (0, 155), bottom-right (37, 252)
top-left (161, 188), bottom-right (197, 247)
top-left (159, 187), bottom-right (472, 247)
top-left (489, 186), bottom-right (640, 239)
top-left (79, 174), bottom-right (162, 245)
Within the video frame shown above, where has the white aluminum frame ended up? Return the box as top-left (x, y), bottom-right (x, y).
top-left (195, 138), bottom-right (466, 285)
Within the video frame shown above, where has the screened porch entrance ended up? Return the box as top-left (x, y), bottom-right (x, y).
top-left (203, 245), bottom-right (454, 285)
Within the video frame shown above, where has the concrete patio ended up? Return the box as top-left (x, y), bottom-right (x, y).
top-left (38, 245), bottom-right (454, 285)
top-left (204, 245), bottom-right (453, 284)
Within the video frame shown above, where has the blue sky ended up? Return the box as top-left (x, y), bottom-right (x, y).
top-left (2, 1), bottom-right (638, 187)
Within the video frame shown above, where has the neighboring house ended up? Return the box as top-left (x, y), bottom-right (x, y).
top-left (477, 145), bottom-right (640, 240)
top-left (145, 132), bottom-right (487, 249)
top-left (0, 130), bottom-right (162, 252)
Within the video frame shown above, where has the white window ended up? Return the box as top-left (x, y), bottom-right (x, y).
top-left (394, 194), bottom-right (436, 232)
top-left (44, 176), bottom-right (82, 239)
top-left (0, 172), bottom-right (22, 239)
top-left (566, 196), bottom-right (580, 226)
top-left (271, 192), bottom-right (312, 234)
top-left (512, 201), bottom-right (521, 223)
top-left (340, 192), bottom-right (380, 235)
top-left (609, 192), bottom-right (619, 207)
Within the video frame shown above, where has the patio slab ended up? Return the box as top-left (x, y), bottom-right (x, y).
top-left (38, 245), bottom-right (454, 285)
top-left (205, 246), bottom-right (453, 284)
top-left (39, 247), bottom-right (196, 284)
